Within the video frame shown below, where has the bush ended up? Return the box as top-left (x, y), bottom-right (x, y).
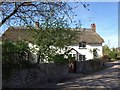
top-left (102, 55), bottom-right (111, 62)
top-left (51, 54), bottom-right (69, 64)
top-left (2, 40), bottom-right (34, 79)
top-left (109, 51), bottom-right (117, 59)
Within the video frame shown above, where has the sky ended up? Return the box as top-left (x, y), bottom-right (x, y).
top-left (0, 2), bottom-right (118, 48)
top-left (68, 2), bottom-right (118, 48)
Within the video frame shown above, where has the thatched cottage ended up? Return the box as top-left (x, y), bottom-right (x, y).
top-left (2, 23), bottom-right (104, 61)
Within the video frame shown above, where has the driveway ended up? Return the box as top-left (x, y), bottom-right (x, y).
top-left (55, 60), bottom-right (120, 89)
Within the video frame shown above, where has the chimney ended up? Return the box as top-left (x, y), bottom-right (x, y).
top-left (35, 22), bottom-right (39, 28)
top-left (91, 23), bottom-right (96, 32)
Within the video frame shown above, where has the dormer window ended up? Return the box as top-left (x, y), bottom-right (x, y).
top-left (79, 41), bottom-right (86, 48)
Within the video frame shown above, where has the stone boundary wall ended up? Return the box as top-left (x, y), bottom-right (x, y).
top-left (3, 63), bottom-right (68, 88)
top-left (76, 60), bottom-right (104, 73)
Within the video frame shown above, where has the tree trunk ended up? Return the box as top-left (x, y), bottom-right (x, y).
top-left (37, 53), bottom-right (41, 64)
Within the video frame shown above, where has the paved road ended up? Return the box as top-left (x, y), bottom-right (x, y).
top-left (55, 60), bottom-right (120, 89)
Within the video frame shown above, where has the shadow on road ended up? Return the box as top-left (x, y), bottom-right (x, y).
top-left (51, 60), bottom-right (120, 89)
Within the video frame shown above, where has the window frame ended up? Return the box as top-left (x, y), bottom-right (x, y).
top-left (79, 41), bottom-right (86, 48)
top-left (79, 55), bottom-right (86, 61)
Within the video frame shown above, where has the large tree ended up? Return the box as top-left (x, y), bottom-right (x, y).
top-left (0, 2), bottom-right (89, 27)
top-left (1, 1), bottom-right (89, 63)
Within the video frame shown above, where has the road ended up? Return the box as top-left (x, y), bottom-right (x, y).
top-left (46, 60), bottom-right (120, 89)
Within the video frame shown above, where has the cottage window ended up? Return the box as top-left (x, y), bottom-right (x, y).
top-left (69, 54), bottom-right (72, 57)
top-left (83, 55), bottom-right (86, 60)
top-left (79, 42), bottom-right (86, 47)
top-left (79, 55), bottom-right (82, 60)
top-left (79, 55), bottom-right (86, 61)
top-left (73, 54), bottom-right (76, 58)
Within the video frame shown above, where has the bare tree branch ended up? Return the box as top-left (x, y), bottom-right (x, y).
top-left (0, 2), bottom-right (89, 27)
top-left (0, 2), bottom-right (26, 27)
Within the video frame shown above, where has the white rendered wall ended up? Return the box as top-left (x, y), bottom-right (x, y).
top-left (68, 43), bottom-right (103, 60)
top-left (28, 43), bottom-right (103, 61)
top-left (28, 43), bottom-right (39, 62)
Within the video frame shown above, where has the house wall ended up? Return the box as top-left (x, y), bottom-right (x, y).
top-left (89, 43), bottom-right (103, 57)
top-left (28, 43), bottom-right (39, 62)
top-left (68, 43), bottom-right (103, 60)
top-left (28, 43), bottom-right (103, 62)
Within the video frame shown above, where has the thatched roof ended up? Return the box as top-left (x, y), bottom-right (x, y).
top-left (2, 27), bottom-right (35, 42)
top-left (2, 26), bottom-right (104, 44)
top-left (70, 28), bottom-right (104, 44)
top-left (76, 29), bottom-right (104, 44)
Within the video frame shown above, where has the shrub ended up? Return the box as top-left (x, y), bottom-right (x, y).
top-left (2, 40), bottom-right (34, 79)
top-left (102, 55), bottom-right (111, 62)
top-left (51, 54), bottom-right (69, 64)
top-left (109, 51), bottom-right (117, 59)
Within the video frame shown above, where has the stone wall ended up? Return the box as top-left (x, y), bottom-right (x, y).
top-left (76, 60), bottom-right (104, 73)
top-left (3, 63), bottom-right (68, 88)
top-left (38, 63), bottom-right (68, 82)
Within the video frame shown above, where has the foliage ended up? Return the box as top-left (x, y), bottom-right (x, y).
top-left (93, 58), bottom-right (102, 61)
top-left (108, 51), bottom-right (117, 59)
top-left (1, 2), bottom-right (89, 64)
top-left (2, 40), bottom-right (34, 79)
top-left (102, 55), bottom-right (111, 62)
top-left (103, 45), bottom-right (110, 55)
top-left (49, 54), bottom-right (69, 64)
top-left (48, 51), bottom-right (75, 64)
top-left (68, 55), bottom-right (76, 62)
top-left (28, 2), bottom-right (79, 63)
top-left (0, 2), bottom-right (89, 27)
top-left (90, 48), bottom-right (100, 59)
top-left (33, 27), bottom-right (78, 63)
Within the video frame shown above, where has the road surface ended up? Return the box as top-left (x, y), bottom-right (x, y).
top-left (43, 60), bottom-right (119, 89)
top-left (55, 60), bottom-right (120, 89)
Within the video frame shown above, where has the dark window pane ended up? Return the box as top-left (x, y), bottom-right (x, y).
top-left (79, 43), bottom-right (82, 47)
top-left (79, 55), bottom-right (86, 61)
top-left (79, 55), bottom-right (82, 61)
top-left (73, 54), bottom-right (76, 58)
top-left (69, 54), bottom-right (72, 57)
top-left (83, 55), bottom-right (86, 60)
top-left (79, 42), bottom-right (86, 47)
top-left (83, 42), bottom-right (86, 47)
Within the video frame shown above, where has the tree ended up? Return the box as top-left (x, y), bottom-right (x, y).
top-left (1, 2), bottom-right (89, 63)
top-left (103, 45), bottom-right (110, 55)
top-left (2, 40), bottom-right (35, 79)
top-left (0, 2), bottom-right (89, 27)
